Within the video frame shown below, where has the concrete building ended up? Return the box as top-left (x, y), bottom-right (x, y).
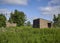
top-left (33, 18), bottom-right (52, 28)
top-left (6, 22), bottom-right (16, 27)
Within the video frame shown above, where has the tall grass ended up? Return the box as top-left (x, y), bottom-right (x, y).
top-left (0, 27), bottom-right (60, 43)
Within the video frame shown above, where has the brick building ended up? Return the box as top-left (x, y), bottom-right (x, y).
top-left (33, 18), bottom-right (52, 28)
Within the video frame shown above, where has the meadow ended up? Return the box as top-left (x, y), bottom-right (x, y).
top-left (0, 26), bottom-right (60, 43)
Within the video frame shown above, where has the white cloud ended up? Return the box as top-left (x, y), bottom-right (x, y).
top-left (38, 6), bottom-right (60, 15)
top-left (38, 0), bottom-right (60, 16)
top-left (48, 0), bottom-right (60, 6)
top-left (0, 9), bottom-right (11, 20)
top-left (0, 9), bottom-right (11, 14)
top-left (0, 0), bottom-right (28, 5)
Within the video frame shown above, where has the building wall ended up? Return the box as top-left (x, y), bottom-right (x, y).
top-left (40, 19), bottom-right (49, 28)
top-left (33, 19), bottom-right (40, 28)
top-left (33, 18), bottom-right (52, 28)
top-left (6, 22), bottom-right (16, 27)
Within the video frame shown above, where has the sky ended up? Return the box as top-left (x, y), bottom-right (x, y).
top-left (0, 0), bottom-right (60, 24)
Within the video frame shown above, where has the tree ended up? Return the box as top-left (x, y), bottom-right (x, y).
top-left (26, 21), bottom-right (31, 26)
top-left (53, 14), bottom-right (60, 27)
top-left (53, 15), bottom-right (58, 27)
top-left (0, 14), bottom-right (6, 27)
top-left (57, 14), bottom-right (60, 27)
top-left (9, 10), bottom-right (26, 26)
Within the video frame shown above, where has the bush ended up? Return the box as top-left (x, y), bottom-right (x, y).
top-left (0, 14), bottom-right (6, 27)
top-left (0, 27), bottom-right (60, 43)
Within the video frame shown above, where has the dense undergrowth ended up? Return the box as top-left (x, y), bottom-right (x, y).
top-left (0, 26), bottom-right (60, 43)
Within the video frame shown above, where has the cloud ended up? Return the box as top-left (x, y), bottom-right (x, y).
top-left (48, 0), bottom-right (60, 6)
top-left (0, 9), bottom-right (11, 14)
top-left (38, 0), bottom-right (60, 16)
top-left (0, 0), bottom-right (28, 5)
top-left (38, 6), bottom-right (60, 15)
top-left (0, 9), bottom-right (11, 20)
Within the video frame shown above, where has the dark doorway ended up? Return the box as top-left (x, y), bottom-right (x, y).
top-left (48, 23), bottom-right (51, 28)
top-left (33, 19), bottom-right (40, 28)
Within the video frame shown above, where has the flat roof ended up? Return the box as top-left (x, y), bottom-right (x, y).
top-left (33, 18), bottom-right (52, 23)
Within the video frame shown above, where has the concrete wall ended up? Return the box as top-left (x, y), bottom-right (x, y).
top-left (6, 22), bottom-right (16, 27)
top-left (40, 19), bottom-right (49, 28)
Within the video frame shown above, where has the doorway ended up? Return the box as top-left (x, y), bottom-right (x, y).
top-left (48, 23), bottom-right (51, 28)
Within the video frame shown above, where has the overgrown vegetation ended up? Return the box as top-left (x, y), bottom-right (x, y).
top-left (0, 10), bottom-right (60, 43)
top-left (0, 27), bottom-right (60, 43)
top-left (0, 14), bottom-right (6, 27)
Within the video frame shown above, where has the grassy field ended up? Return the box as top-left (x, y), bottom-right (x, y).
top-left (0, 26), bottom-right (60, 43)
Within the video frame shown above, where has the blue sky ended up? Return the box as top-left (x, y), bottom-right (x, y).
top-left (0, 0), bottom-right (60, 24)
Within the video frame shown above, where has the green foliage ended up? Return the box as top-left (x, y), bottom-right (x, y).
top-left (0, 27), bottom-right (60, 43)
top-left (0, 14), bottom-right (6, 27)
top-left (53, 15), bottom-right (58, 27)
top-left (57, 14), bottom-right (60, 27)
top-left (26, 21), bottom-right (31, 26)
top-left (53, 14), bottom-right (60, 27)
top-left (9, 10), bottom-right (26, 26)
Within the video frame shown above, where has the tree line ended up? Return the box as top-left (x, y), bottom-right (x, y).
top-left (0, 10), bottom-right (31, 27)
top-left (0, 9), bottom-right (60, 28)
